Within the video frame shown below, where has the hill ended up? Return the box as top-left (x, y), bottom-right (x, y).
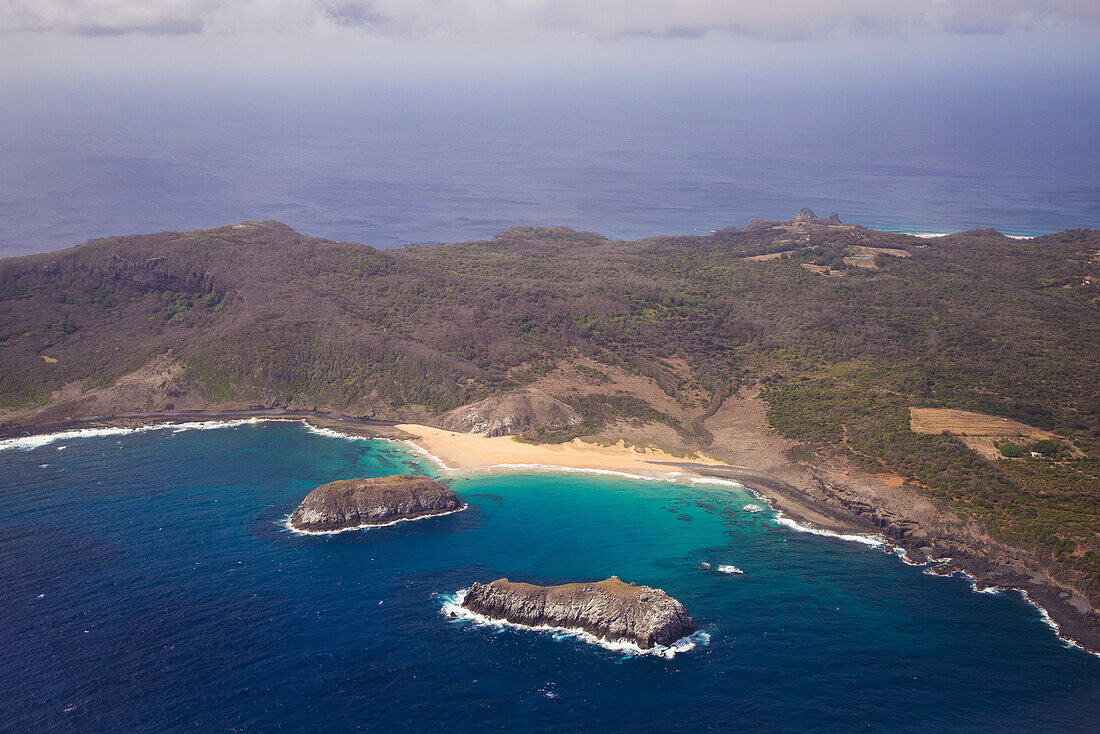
top-left (1, 216), bottom-right (1098, 631)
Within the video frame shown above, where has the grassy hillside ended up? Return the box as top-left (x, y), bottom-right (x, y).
top-left (2, 219), bottom-right (1098, 597)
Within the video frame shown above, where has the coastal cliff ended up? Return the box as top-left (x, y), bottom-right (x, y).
top-left (289, 474), bottom-right (463, 532)
top-left (460, 576), bottom-right (694, 649)
top-left (2, 219), bottom-right (1097, 650)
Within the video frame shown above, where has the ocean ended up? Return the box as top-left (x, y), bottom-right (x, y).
top-left (1, 78), bottom-right (1098, 258)
top-left (1, 421), bottom-right (1097, 732)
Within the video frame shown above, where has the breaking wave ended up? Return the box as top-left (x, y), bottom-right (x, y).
top-left (438, 589), bottom-right (708, 659)
top-left (0, 418), bottom-right (265, 452)
top-left (281, 505), bottom-right (468, 536)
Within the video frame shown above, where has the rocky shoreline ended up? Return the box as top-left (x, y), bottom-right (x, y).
top-left (458, 577), bottom-right (694, 650)
top-left (288, 474), bottom-right (465, 533)
top-left (671, 462), bottom-right (1100, 655)
top-left (3, 409), bottom-right (1096, 655)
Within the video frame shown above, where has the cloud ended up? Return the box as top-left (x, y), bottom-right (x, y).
top-left (0, 0), bottom-right (1097, 39)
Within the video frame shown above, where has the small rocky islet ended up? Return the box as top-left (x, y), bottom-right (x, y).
top-left (288, 474), bottom-right (464, 533)
top-left (459, 576), bottom-right (695, 649)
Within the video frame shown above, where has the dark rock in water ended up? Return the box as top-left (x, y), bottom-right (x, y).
top-left (438, 387), bottom-right (581, 437)
top-left (460, 576), bottom-right (694, 649)
top-left (289, 475), bottom-right (463, 532)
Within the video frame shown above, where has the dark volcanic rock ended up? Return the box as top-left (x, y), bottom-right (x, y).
top-left (791, 207), bottom-right (842, 225)
top-left (438, 387), bottom-right (581, 437)
top-left (460, 576), bottom-right (694, 649)
top-left (289, 474), bottom-right (463, 532)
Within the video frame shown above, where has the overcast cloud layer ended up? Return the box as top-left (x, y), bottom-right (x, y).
top-left (2, 0), bottom-right (1098, 40)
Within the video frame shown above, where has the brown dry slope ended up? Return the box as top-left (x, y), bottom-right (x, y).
top-left (909, 407), bottom-right (1064, 460)
top-left (695, 388), bottom-right (967, 540)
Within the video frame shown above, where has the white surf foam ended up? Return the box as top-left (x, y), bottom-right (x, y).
top-left (891, 546), bottom-right (952, 567)
top-left (479, 463), bottom-right (685, 483)
top-left (439, 589), bottom-right (708, 659)
top-left (605, 469), bottom-right (887, 550)
top-left (298, 422), bottom-right (373, 442)
top-left (399, 440), bottom-right (696, 486)
top-left (397, 440), bottom-right (460, 473)
top-left (282, 504), bottom-right (468, 536)
top-left (903, 231), bottom-right (1035, 240)
top-left (687, 476), bottom-right (746, 489)
top-left (773, 516), bottom-right (884, 547)
top-left (397, 443), bottom-right (884, 564)
top-left (716, 565), bottom-right (744, 575)
top-left (0, 418), bottom-right (265, 452)
top-left (1012, 588), bottom-right (1097, 658)
top-left (919, 567), bottom-right (1100, 658)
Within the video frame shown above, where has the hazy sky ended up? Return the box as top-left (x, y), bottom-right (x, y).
top-left (3, 1), bottom-right (1098, 38)
top-left (2, 1), bottom-right (1098, 84)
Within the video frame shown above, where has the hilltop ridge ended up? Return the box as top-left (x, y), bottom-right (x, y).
top-left (1, 215), bottom-right (1098, 647)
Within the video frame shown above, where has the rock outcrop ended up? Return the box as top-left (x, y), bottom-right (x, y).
top-left (289, 474), bottom-right (463, 532)
top-left (460, 576), bottom-right (694, 649)
top-left (791, 207), bottom-right (842, 225)
top-left (438, 388), bottom-right (581, 437)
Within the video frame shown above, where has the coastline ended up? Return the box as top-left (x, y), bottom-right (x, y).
top-left (898, 231), bottom-right (1038, 240)
top-left (0, 408), bottom-right (414, 446)
top-left (392, 423), bottom-right (729, 480)
top-left (283, 504), bottom-right (469, 536)
top-left (2, 409), bottom-right (1096, 657)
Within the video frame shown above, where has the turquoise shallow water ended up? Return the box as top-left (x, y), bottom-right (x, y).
top-left (1, 421), bottom-right (1097, 732)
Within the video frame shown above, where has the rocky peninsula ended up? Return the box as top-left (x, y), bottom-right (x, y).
top-left (460, 576), bottom-right (694, 649)
top-left (289, 474), bottom-right (464, 533)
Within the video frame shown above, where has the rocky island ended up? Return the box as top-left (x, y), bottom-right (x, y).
top-left (288, 474), bottom-right (464, 533)
top-left (460, 576), bottom-right (694, 649)
top-left (2, 218), bottom-right (1099, 651)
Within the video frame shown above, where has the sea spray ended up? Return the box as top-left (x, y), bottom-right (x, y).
top-left (438, 589), bottom-right (707, 660)
top-left (0, 417), bottom-right (266, 452)
top-left (3, 418), bottom-right (1096, 730)
top-left (281, 504), bottom-right (468, 536)
top-left (919, 566), bottom-right (1100, 659)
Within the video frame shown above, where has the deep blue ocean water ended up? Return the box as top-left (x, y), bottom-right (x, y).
top-left (1, 421), bottom-right (1097, 732)
top-left (1, 79), bottom-right (1098, 258)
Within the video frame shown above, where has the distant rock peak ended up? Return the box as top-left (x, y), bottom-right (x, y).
top-left (791, 207), bottom-right (842, 225)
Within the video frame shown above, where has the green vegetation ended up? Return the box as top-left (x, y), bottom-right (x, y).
top-left (0, 220), bottom-right (1097, 599)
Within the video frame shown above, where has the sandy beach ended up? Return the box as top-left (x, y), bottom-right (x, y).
top-left (394, 423), bottom-right (728, 478)
top-left (2, 411), bottom-right (1096, 654)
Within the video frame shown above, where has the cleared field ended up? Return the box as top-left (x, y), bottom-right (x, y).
top-left (744, 251), bottom-right (790, 261)
top-left (909, 407), bottom-right (1049, 436)
top-left (801, 263), bottom-right (843, 276)
top-left (909, 407), bottom-right (1055, 460)
top-left (852, 245), bottom-right (911, 258)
